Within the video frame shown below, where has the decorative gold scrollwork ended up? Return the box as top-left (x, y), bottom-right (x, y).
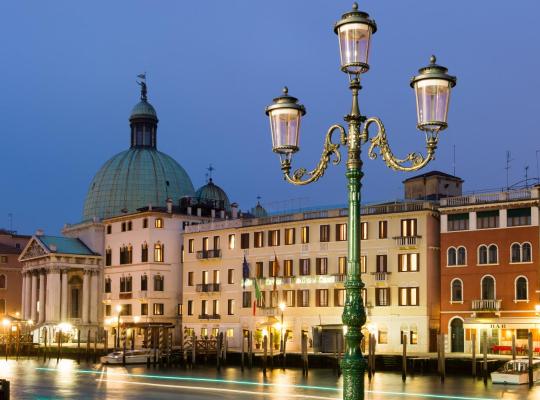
top-left (364, 117), bottom-right (438, 172)
top-left (281, 124), bottom-right (346, 185)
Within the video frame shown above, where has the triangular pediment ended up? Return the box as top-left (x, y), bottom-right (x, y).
top-left (18, 237), bottom-right (49, 261)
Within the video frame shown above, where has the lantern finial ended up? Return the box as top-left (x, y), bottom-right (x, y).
top-left (430, 55), bottom-right (437, 64)
top-left (352, 2), bottom-right (358, 11)
top-left (283, 86), bottom-right (289, 95)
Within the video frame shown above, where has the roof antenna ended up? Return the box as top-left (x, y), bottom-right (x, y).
top-left (136, 73), bottom-right (147, 101)
top-left (525, 165), bottom-right (530, 188)
top-left (206, 164), bottom-right (214, 182)
top-left (452, 144), bottom-right (456, 176)
top-left (505, 150), bottom-right (513, 190)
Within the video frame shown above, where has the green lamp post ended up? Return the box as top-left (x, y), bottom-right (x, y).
top-left (265, 3), bottom-right (456, 399)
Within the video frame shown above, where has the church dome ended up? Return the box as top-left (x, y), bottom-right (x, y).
top-left (195, 179), bottom-right (231, 212)
top-left (82, 79), bottom-right (195, 220)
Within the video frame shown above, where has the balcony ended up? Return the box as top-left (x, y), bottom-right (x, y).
top-left (472, 299), bottom-right (502, 312)
top-left (372, 271), bottom-right (391, 282)
top-left (196, 249), bottom-right (222, 259)
top-left (196, 283), bottom-right (220, 293)
top-left (393, 236), bottom-right (422, 246)
top-left (259, 307), bottom-right (278, 317)
top-left (119, 292), bottom-right (132, 299)
top-left (198, 314), bottom-right (221, 320)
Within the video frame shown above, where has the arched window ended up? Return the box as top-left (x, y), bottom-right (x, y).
top-left (447, 248), bottom-right (457, 266)
top-left (141, 243), bottom-right (148, 262)
top-left (140, 274), bottom-right (148, 291)
top-left (154, 243), bottom-right (164, 262)
top-left (488, 245), bottom-right (498, 264)
top-left (0, 299), bottom-right (5, 314)
top-left (457, 247), bottom-right (466, 265)
top-left (451, 279), bottom-right (463, 302)
top-left (105, 248), bottom-right (112, 266)
top-left (515, 276), bottom-right (528, 300)
top-left (511, 243), bottom-right (521, 263)
top-left (127, 245), bottom-right (133, 264)
top-left (154, 275), bottom-right (164, 291)
top-left (104, 277), bottom-right (111, 293)
top-left (478, 245), bottom-right (488, 264)
top-left (0, 274), bottom-right (6, 289)
top-left (481, 276), bottom-right (495, 300)
top-left (522, 243), bottom-right (532, 262)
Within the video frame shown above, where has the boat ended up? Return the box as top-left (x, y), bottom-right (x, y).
top-left (491, 358), bottom-right (540, 384)
top-left (100, 349), bottom-right (158, 365)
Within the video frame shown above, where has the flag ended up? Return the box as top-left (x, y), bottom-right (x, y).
top-left (137, 73), bottom-right (146, 80)
top-left (253, 276), bottom-right (262, 302)
top-left (252, 300), bottom-right (257, 316)
top-left (273, 254), bottom-right (280, 293)
top-left (242, 255), bottom-right (249, 289)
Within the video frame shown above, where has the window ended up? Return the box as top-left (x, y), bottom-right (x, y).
top-left (338, 256), bottom-right (347, 275)
top-left (227, 328), bottom-right (234, 338)
top-left (154, 243), bottom-right (164, 262)
top-left (360, 222), bottom-right (368, 240)
top-left (283, 290), bottom-right (295, 307)
top-left (254, 231), bottom-right (264, 248)
top-left (401, 219), bottom-right (417, 237)
top-left (187, 272), bottom-right (193, 286)
top-left (228, 234), bottom-right (235, 249)
top-left (228, 269), bottom-right (234, 284)
top-left (284, 228), bottom-right (295, 245)
top-left (256, 291), bottom-right (266, 308)
top-left (515, 276), bottom-right (528, 300)
top-left (240, 233), bottom-right (250, 249)
top-left (202, 237), bottom-right (209, 251)
top-left (451, 279), bottom-right (463, 302)
top-left (375, 288), bottom-right (390, 306)
top-left (523, 243), bottom-right (532, 262)
top-left (299, 259), bottom-right (310, 275)
top-left (105, 248), bottom-right (112, 266)
top-left (316, 289), bottom-right (329, 307)
top-left (154, 275), bottom-right (164, 291)
top-left (119, 276), bottom-right (132, 293)
top-left (201, 328), bottom-right (208, 337)
top-left (202, 271), bottom-right (208, 285)
top-left (127, 221), bottom-right (132, 231)
top-left (213, 236), bottom-right (220, 250)
top-left (0, 256), bottom-right (6, 264)
top-left (399, 287), bottom-right (419, 306)
top-left (187, 300), bottom-right (193, 316)
top-left (316, 258), bottom-right (328, 275)
top-left (378, 328), bottom-right (388, 344)
top-left (320, 225), bottom-right (330, 242)
top-left (301, 226), bottom-right (310, 244)
top-left (378, 221), bottom-right (387, 239)
top-left (104, 277), bottom-right (111, 293)
top-left (201, 300), bottom-right (208, 316)
top-left (336, 224), bottom-right (347, 241)
top-left (398, 253), bottom-right (419, 272)
top-left (106, 225), bottom-right (112, 234)
top-left (213, 270), bottom-right (220, 284)
top-left (507, 208), bottom-right (531, 227)
top-left (256, 262), bottom-right (264, 278)
top-left (155, 218), bottom-right (164, 228)
top-left (511, 242), bottom-right (532, 263)
top-left (334, 289), bottom-right (345, 306)
top-left (212, 299), bottom-right (220, 316)
top-left (105, 304), bottom-right (111, 317)
top-left (488, 245), bottom-right (498, 264)
top-left (477, 210), bottom-right (499, 229)
top-left (121, 222), bottom-right (126, 232)
top-left (141, 243), bottom-right (148, 262)
top-left (268, 230), bottom-right (280, 246)
top-left (297, 289), bottom-right (310, 307)
top-left (153, 303), bottom-right (164, 315)
top-left (447, 213), bottom-right (469, 231)
top-left (141, 303), bottom-right (148, 315)
top-left (410, 326), bottom-right (418, 345)
top-left (284, 260), bottom-right (294, 277)
top-left (360, 255), bottom-right (367, 273)
top-left (242, 291), bottom-right (252, 308)
top-left (141, 274), bottom-right (148, 291)
top-left (481, 276), bottom-right (495, 300)
top-left (119, 304), bottom-right (132, 316)
top-left (119, 245), bottom-right (132, 264)
top-left (516, 329), bottom-right (529, 340)
top-left (376, 255), bottom-right (387, 272)
top-left (447, 248), bottom-right (457, 266)
top-left (143, 218), bottom-right (148, 228)
top-left (227, 299), bottom-right (235, 315)
top-left (457, 247), bottom-right (466, 265)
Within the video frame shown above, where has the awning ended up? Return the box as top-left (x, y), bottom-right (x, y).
top-left (463, 317), bottom-right (540, 330)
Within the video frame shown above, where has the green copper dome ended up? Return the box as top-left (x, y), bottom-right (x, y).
top-left (195, 179), bottom-right (231, 212)
top-left (82, 79), bottom-right (195, 220)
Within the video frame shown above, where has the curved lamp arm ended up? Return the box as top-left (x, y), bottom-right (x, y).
top-left (281, 124), bottom-right (346, 185)
top-left (364, 117), bottom-right (438, 172)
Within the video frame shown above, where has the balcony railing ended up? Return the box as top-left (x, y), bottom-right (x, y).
top-left (333, 274), bottom-right (346, 283)
top-left (196, 249), bottom-right (222, 259)
top-left (440, 188), bottom-right (536, 207)
top-left (196, 283), bottom-right (221, 293)
top-left (259, 307), bottom-right (278, 317)
top-left (472, 299), bottom-right (502, 312)
top-left (393, 236), bottom-right (422, 246)
top-left (198, 313), bottom-right (221, 320)
top-left (372, 271), bottom-right (391, 282)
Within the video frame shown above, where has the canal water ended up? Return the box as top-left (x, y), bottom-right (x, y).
top-left (0, 359), bottom-right (538, 399)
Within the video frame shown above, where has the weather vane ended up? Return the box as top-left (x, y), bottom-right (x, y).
top-left (137, 73), bottom-right (147, 101)
top-left (207, 164), bottom-right (214, 182)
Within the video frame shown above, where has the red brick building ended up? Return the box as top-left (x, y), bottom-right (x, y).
top-left (0, 230), bottom-right (30, 318)
top-left (439, 188), bottom-right (540, 353)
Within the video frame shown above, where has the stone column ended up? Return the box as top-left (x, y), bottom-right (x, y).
top-left (90, 270), bottom-right (99, 324)
top-left (82, 269), bottom-right (90, 324)
top-left (38, 271), bottom-right (46, 324)
top-left (24, 273), bottom-right (32, 320)
top-left (61, 270), bottom-right (68, 321)
top-left (21, 273), bottom-right (26, 320)
top-left (45, 269), bottom-right (61, 323)
top-left (30, 272), bottom-right (38, 323)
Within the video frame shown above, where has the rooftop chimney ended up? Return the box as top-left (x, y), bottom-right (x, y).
top-left (35, 229), bottom-right (44, 236)
top-left (231, 203), bottom-right (239, 219)
top-left (166, 198), bottom-right (173, 214)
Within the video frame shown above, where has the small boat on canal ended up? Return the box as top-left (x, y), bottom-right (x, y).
top-left (100, 349), bottom-right (158, 365)
top-left (491, 358), bottom-right (540, 384)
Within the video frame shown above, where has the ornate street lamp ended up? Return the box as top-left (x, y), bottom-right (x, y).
top-left (265, 3), bottom-right (456, 399)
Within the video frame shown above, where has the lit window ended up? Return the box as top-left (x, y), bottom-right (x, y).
top-left (398, 253), bottom-right (420, 272)
top-left (228, 234), bottom-right (235, 249)
top-left (301, 226), bottom-right (309, 244)
top-left (360, 222), bottom-right (368, 240)
top-left (155, 218), bottom-right (164, 228)
top-left (378, 221), bottom-right (387, 239)
top-left (336, 224), bottom-right (347, 241)
top-left (154, 243), bottom-right (164, 262)
top-left (284, 228), bottom-right (295, 245)
top-left (153, 303), bottom-right (164, 315)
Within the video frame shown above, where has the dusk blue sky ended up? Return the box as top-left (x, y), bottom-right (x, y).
top-left (1, 1), bottom-right (539, 235)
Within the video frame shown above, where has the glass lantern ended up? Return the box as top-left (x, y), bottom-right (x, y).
top-left (265, 87), bottom-right (306, 161)
top-left (411, 56), bottom-right (457, 132)
top-left (334, 2), bottom-right (377, 74)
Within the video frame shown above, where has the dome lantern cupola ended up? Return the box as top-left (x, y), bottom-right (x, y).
top-left (130, 74), bottom-right (159, 148)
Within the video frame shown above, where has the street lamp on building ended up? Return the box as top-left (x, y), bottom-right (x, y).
top-left (265, 3), bottom-right (456, 399)
top-left (115, 304), bottom-right (123, 350)
top-left (278, 302), bottom-right (286, 354)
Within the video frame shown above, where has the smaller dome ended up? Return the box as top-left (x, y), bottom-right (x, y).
top-left (251, 201), bottom-right (268, 218)
top-left (130, 100), bottom-right (157, 120)
top-left (195, 179), bottom-right (231, 212)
